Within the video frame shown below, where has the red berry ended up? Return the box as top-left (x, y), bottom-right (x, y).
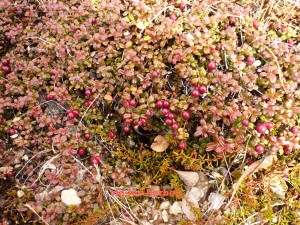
top-left (247, 56), bottom-right (255, 65)
top-left (161, 108), bottom-right (169, 116)
top-left (255, 144), bottom-right (264, 154)
top-left (284, 146), bottom-right (292, 154)
top-left (151, 71), bottom-right (159, 78)
top-left (123, 126), bottom-right (130, 132)
top-left (125, 118), bottom-right (133, 124)
top-left (1, 59), bottom-right (9, 66)
top-left (137, 120), bottom-right (143, 126)
top-left (0, 80), bottom-right (4, 85)
top-left (256, 123), bottom-right (267, 134)
top-left (198, 85), bottom-right (207, 94)
top-left (6, 171), bottom-right (14, 178)
top-left (6, 35), bottom-right (12, 41)
top-left (124, 100), bottom-right (130, 109)
top-left (242, 119), bottom-right (249, 127)
top-left (155, 100), bottom-right (164, 109)
top-left (140, 118), bottom-right (147, 125)
top-left (207, 61), bottom-right (216, 71)
top-left (2, 65), bottom-right (11, 73)
top-left (191, 89), bottom-right (200, 98)
top-left (91, 156), bottom-right (101, 165)
top-left (145, 109), bottom-right (153, 117)
top-left (179, 140), bottom-right (187, 150)
top-left (290, 126), bottom-right (298, 135)
top-left (91, 158), bottom-right (98, 165)
top-left (94, 156), bottom-right (102, 163)
top-left (85, 100), bottom-right (94, 107)
top-left (67, 112), bottom-right (75, 120)
top-left (179, 3), bottom-right (186, 10)
top-left (265, 122), bottom-right (274, 129)
top-left (85, 89), bottom-right (92, 97)
top-left (91, 18), bottom-right (97, 24)
top-left (0, 117), bottom-right (4, 124)
top-left (45, 93), bottom-right (55, 101)
top-left (217, 43), bottom-right (222, 51)
top-left (163, 100), bottom-right (171, 108)
top-left (77, 147), bottom-right (86, 156)
top-left (73, 109), bottom-right (80, 117)
top-left (66, 108), bottom-right (74, 114)
top-left (168, 113), bottom-right (175, 120)
top-left (108, 130), bottom-right (116, 139)
top-left (84, 133), bottom-right (92, 140)
top-left (172, 123), bottom-right (179, 131)
top-left (182, 111), bottom-right (190, 120)
top-left (165, 118), bottom-right (173, 126)
top-left (253, 21), bottom-right (259, 29)
top-left (169, 14), bottom-right (178, 21)
top-left (9, 128), bottom-right (16, 135)
top-left (129, 99), bottom-right (137, 107)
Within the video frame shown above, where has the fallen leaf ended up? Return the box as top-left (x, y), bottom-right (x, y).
top-left (151, 135), bottom-right (169, 152)
top-left (195, 171), bottom-right (209, 202)
top-left (208, 192), bottom-right (225, 210)
top-left (174, 170), bottom-right (199, 187)
top-left (161, 210), bottom-right (168, 222)
top-left (169, 201), bottom-right (182, 215)
top-left (61, 189), bottom-right (81, 206)
top-left (267, 174), bottom-right (288, 199)
top-left (182, 187), bottom-right (202, 221)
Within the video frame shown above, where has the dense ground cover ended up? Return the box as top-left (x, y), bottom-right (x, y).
top-left (1, 0), bottom-right (300, 224)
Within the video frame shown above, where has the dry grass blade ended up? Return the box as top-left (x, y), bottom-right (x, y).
top-left (225, 154), bottom-right (277, 209)
top-left (24, 203), bottom-right (50, 225)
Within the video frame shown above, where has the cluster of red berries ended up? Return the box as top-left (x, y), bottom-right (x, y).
top-left (124, 99), bottom-right (137, 109)
top-left (67, 109), bottom-right (80, 120)
top-left (253, 121), bottom-right (298, 154)
top-left (1, 59), bottom-right (11, 74)
top-left (84, 89), bottom-right (95, 107)
top-left (191, 85), bottom-right (207, 98)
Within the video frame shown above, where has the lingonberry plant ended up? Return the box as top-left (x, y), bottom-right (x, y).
top-left (1, 0), bottom-right (300, 224)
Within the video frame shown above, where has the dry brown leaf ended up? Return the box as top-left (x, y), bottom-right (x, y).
top-left (151, 135), bottom-right (169, 152)
top-left (174, 170), bottom-right (199, 187)
top-left (225, 154), bottom-right (277, 209)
